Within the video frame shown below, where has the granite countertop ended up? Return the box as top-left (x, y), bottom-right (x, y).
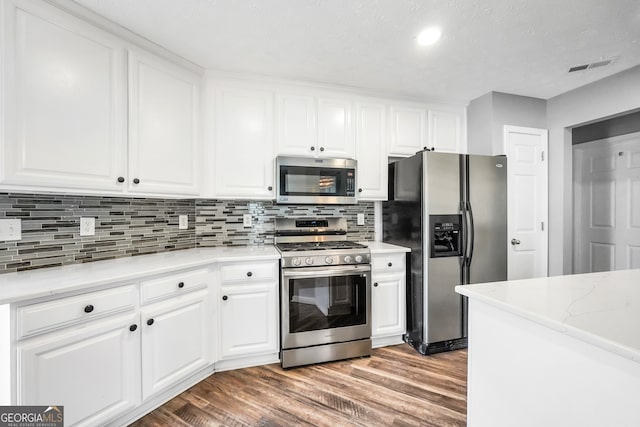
top-left (359, 241), bottom-right (411, 253)
top-left (456, 269), bottom-right (640, 363)
top-left (0, 246), bottom-right (280, 305)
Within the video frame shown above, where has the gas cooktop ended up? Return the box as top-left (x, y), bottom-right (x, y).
top-left (275, 241), bottom-right (367, 252)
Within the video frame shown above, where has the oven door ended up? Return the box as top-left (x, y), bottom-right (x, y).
top-left (281, 264), bottom-right (371, 349)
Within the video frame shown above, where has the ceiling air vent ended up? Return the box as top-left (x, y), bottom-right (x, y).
top-left (569, 58), bottom-right (615, 73)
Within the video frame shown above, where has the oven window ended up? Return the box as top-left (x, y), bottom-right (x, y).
top-left (288, 274), bottom-right (367, 333)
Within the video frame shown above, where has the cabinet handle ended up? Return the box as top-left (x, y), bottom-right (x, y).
top-left (178, 281), bottom-right (185, 288)
top-left (268, 186), bottom-right (273, 191)
top-left (388, 262), bottom-right (393, 267)
top-left (147, 319), bottom-right (154, 326)
top-left (117, 176), bottom-right (125, 183)
top-left (320, 147), bottom-right (325, 152)
top-left (84, 304), bottom-right (94, 313)
top-left (247, 271), bottom-right (253, 277)
top-left (222, 295), bottom-right (228, 301)
top-left (358, 188), bottom-right (363, 193)
top-left (374, 282), bottom-right (378, 287)
top-left (310, 146), bottom-right (315, 151)
top-left (133, 178), bottom-right (140, 184)
top-left (129, 324), bottom-right (137, 332)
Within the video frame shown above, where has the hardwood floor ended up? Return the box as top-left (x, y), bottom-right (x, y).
top-left (131, 345), bottom-right (467, 427)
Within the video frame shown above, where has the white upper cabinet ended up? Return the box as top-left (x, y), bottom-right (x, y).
top-left (210, 81), bottom-right (275, 199)
top-left (1, 0), bottom-right (127, 191)
top-left (388, 104), bottom-right (428, 157)
top-left (355, 101), bottom-right (388, 200)
top-left (276, 92), bottom-right (355, 158)
top-left (128, 50), bottom-right (201, 196)
top-left (428, 107), bottom-right (465, 153)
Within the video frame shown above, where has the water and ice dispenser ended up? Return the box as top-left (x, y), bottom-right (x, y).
top-left (429, 214), bottom-right (462, 258)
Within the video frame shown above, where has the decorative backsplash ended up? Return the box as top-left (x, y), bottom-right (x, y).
top-left (0, 193), bottom-right (375, 273)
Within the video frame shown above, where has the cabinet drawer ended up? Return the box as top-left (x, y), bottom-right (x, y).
top-left (17, 285), bottom-right (136, 339)
top-left (220, 261), bottom-right (277, 283)
top-left (141, 268), bottom-right (209, 304)
top-left (372, 253), bottom-right (406, 273)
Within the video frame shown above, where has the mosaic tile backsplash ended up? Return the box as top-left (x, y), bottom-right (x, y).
top-left (0, 193), bottom-right (375, 273)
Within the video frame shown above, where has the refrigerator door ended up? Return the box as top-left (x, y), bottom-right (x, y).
top-left (424, 152), bottom-right (462, 344)
top-left (465, 155), bottom-right (508, 285)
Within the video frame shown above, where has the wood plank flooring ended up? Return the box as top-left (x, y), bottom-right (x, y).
top-left (131, 345), bottom-right (467, 427)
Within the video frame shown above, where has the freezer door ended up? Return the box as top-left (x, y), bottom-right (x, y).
top-left (424, 152), bottom-right (463, 344)
top-left (466, 155), bottom-right (508, 285)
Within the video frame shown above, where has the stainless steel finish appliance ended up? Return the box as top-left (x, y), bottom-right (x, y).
top-left (275, 217), bottom-right (372, 368)
top-left (383, 151), bottom-right (507, 354)
top-left (275, 156), bottom-right (357, 205)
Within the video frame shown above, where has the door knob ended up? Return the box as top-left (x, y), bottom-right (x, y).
top-left (511, 239), bottom-right (521, 245)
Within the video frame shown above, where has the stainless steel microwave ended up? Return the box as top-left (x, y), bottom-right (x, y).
top-left (275, 156), bottom-right (357, 204)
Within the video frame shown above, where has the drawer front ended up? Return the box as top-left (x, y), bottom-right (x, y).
top-left (17, 285), bottom-right (136, 339)
top-left (220, 261), bottom-right (277, 283)
top-left (141, 268), bottom-right (209, 304)
top-left (372, 253), bottom-right (406, 273)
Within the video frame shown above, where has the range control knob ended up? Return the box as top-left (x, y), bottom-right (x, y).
top-left (305, 257), bottom-right (314, 265)
top-left (325, 256), bottom-right (334, 265)
top-left (355, 255), bottom-right (363, 263)
top-left (344, 255), bottom-right (353, 263)
top-left (292, 258), bottom-right (302, 267)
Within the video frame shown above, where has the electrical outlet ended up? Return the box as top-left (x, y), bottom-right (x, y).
top-left (357, 213), bottom-right (365, 226)
top-left (80, 217), bottom-right (95, 236)
top-left (0, 219), bottom-right (21, 241)
top-left (243, 214), bottom-right (252, 227)
top-left (179, 215), bottom-right (188, 230)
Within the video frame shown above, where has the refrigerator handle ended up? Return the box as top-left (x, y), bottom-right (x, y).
top-left (466, 200), bottom-right (475, 266)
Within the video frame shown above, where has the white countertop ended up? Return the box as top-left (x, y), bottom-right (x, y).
top-left (456, 269), bottom-right (640, 363)
top-left (0, 246), bottom-right (280, 305)
top-left (359, 241), bottom-right (411, 253)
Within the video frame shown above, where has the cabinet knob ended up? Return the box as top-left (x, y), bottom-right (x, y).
top-left (222, 295), bottom-right (228, 301)
top-left (320, 147), bottom-right (325, 152)
top-left (374, 282), bottom-right (378, 287)
top-left (129, 324), bottom-right (137, 332)
top-left (310, 146), bottom-right (315, 151)
top-left (178, 281), bottom-right (185, 288)
top-left (133, 178), bottom-right (140, 184)
top-left (358, 188), bottom-right (363, 193)
top-left (268, 186), bottom-right (273, 191)
top-left (388, 262), bottom-right (393, 267)
top-left (247, 271), bottom-right (252, 277)
top-left (619, 152), bottom-right (624, 156)
top-left (84, 304), bottom-right (94, 313)
top-left (117, 176), bottom-right (125, 183)
top-left (147, 318), bottom-right (154, 326)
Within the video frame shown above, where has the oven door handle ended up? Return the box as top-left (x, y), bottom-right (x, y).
top-left (282, 265), bottom-right (371, 278)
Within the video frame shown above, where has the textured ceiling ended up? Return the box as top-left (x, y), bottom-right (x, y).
top-left (73, 0), bottom-right (640, 103)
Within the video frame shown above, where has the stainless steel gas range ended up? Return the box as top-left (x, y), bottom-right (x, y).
top-left (275, 217), bottom-right (372, 368)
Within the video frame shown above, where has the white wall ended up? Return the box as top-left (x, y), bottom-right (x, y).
top-left (547, 65), bottom-right (640, 276)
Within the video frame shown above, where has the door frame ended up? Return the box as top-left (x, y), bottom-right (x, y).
top-left (504, 125), bottom-right (549, 279)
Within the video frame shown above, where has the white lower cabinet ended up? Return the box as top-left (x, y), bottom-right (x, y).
top-left (217, 260), bottom-right (279, 367)
top-left (140, 289), bottom-right (210, 400)
top-left (371, 252), bottom-right (407, 347)
top-left (17, 312), bottom-right (140, 426)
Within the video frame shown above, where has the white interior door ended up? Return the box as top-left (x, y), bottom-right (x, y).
top-left (505, 126), bottom-right (548, 280)
top-left (573, 132), bottom-right (640, 273)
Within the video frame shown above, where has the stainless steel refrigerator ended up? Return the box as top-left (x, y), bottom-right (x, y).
top-left (383, 151), bottom-right (507, 355)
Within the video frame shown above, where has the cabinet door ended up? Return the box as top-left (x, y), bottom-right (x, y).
top-left (213, 85), bottom-right (275, 199)
top-left (388, 105), bottom-right (427, 156)
top-left (429, 109), bottom-right (464, 153)
top-left (317, 97), bottom-right (355, 158)
top-left (371, 273), bottom-right (406, 338)
top-left (275, 93), bottom-right (317, 156)
top-left (355, 101), bottom-right (388, 200)
top-left (128, 50), bottom-right (201, 195)
top-left (140, 290), bottom-right (210, 400)
top-left (219, 282), bottom-right (278, 359)
top-left (17, 313), bottom-right (140, 426)
top-left (1, 0), bottom-right (127, 191)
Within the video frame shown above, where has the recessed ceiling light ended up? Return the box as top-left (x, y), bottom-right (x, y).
top-left (417, 27), bottom-right (442, 46)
